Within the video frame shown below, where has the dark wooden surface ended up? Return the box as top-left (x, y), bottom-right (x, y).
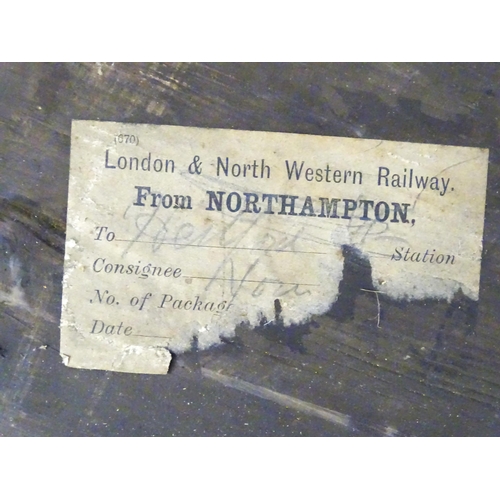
top-left (1, 62), bottom-right (499, 436)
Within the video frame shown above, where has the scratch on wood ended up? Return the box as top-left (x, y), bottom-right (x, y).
top-left (361, 288), bottom-right (384, 328)
top-left (201, 367), bottom-right (351, 428)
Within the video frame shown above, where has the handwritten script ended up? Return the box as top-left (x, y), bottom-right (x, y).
top-left (60, 121), bottom-right (488, 374)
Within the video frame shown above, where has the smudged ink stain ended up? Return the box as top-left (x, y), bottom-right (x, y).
top-left (254, 246), bottom-right (375, 352)
top-left (274, 298), bottom-right (282, 321)
top-left (254, 298), bottom-right (312, 354)
top-left (328, 244), bottom-right (374, 322)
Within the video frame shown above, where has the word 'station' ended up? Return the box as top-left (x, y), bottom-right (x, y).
top-left (60, 121), bottom-right (489, 374)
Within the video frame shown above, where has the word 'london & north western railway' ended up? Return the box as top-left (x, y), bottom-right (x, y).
top-left (104, 151), bottom-right (454, 225)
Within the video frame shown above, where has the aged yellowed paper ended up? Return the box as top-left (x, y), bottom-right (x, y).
top-left (60, 120), bottom-right (488, 373)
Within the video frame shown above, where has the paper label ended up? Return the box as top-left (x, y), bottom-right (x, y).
top-left (60, 120), bottom-right (488, 374)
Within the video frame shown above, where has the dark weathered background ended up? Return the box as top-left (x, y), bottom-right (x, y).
top-left (1, 62), bottom-right (499, 436)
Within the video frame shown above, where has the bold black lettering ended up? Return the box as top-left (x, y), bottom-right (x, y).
top-left (226, 192), bottom-right (242, 212)
top-left (318, 198), bottom-right (340, 218)
top-left (342, 199), bottom-right (357, 219)
top-left (374, 201), bottom-right (390, 222)
top-left (206, 191), bottom-right (225, 211)
top-left (243, 192), bottom-right (261, 213)
top-left (133, 186), bottom-right (151, 206)
top-left (391, 202), bottom-right (410, 223)
top-left (279, 195), bottom-right (299, 216)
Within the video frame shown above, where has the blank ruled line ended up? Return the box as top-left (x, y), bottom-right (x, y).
top-left (132, 334), bottom-right (172, 339)
top-left (114, 239), bottom-right (327, 255)
top-left (184, 276), bottom-right (319, 287)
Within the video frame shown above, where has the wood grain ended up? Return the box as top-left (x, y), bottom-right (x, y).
top-left (1, 62), bottom-right (499, 435)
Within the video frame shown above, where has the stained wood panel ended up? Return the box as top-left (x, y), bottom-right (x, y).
top-left (1, 62), bottom-right (499, 436)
